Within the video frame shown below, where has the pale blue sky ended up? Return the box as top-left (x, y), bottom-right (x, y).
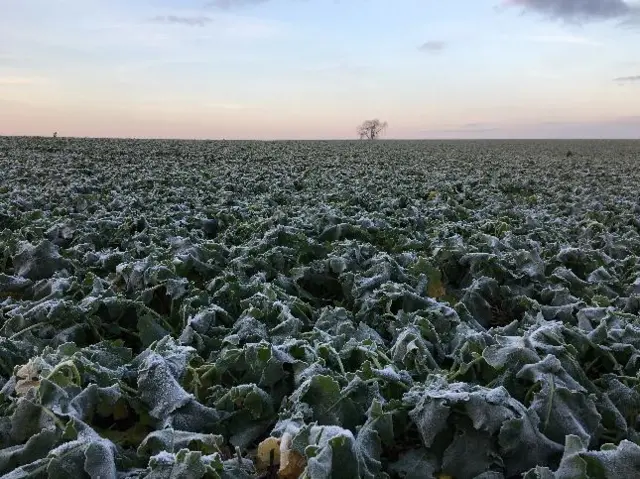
top-left (1, 0), bottom-right (639, 138)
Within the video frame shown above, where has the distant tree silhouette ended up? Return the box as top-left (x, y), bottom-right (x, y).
top-left (53, 132), bottom-right (58, 138)
top-left (357, 119), bottom-right (387, 140)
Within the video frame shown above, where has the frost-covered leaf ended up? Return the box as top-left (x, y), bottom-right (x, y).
top-left (3, 138), bottom-right (640, 478)
top-left (388, 449), bottom-right (438, 479)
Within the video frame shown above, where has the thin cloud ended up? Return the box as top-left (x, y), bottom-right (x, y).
top-left (418, 41), bottom-right (447, 53)
top-left (424, 123), bottom-right (500, 134)
top-left (151, 15), bottom-right (213, 27)
top-left (207, 0), bottom-right (269, 9)
top-left (613, 75), bottom-right (640, 82)
top-left (420, 117), bottom-right (640, 138)
top-left (207, 103), bottom-right (254, 110)
top-left (0, 76), bottom-right (48, 86)
top-left (526, 69), bottom-right (563, 80)
top-left (525, 34), bottom-right (602, 45)
top-left (503, 0), bottom-right (636, 23)
top-left (304, 63), bottom-right (371, 76)
top-left (619, 10), bottom-right (640, 27)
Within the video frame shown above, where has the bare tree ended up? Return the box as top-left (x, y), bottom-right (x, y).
top-left (357, 119), bottom-right (388, 140)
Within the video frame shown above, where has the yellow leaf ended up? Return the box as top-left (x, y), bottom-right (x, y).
top-left (279, 432), bottom-right (306, 479)
top-left (257, 436), bottom-right (281, 470)
top-left (427, 280), bottom-right (446, 299)
top-left (15, 379), bottom-right (40, 396)
top-left (426, 267), bottom-right (446, 299)
top-left (112, 400), bottom-right (130, 421)
top-left (15, 361), bottom-right (41, 396)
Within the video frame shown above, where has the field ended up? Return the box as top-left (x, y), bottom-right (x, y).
top-left (1, 137), bottom-right (640, 478)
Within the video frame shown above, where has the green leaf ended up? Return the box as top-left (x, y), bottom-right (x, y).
top-left (138, 429), bottom-right (224, 457)
top-left (0, 428), bottom-right (60, 475)
top-left (290, 375), bottom-right (343, 426)
top-left (441, 427), bottom-right (501, 479)
top-left (388, 449), bottom-right (438, 479)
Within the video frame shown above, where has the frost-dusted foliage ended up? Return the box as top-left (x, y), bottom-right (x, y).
top-left (1, 137), bottom-right (640, 478)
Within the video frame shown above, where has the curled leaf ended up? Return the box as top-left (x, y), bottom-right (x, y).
top-left (279, 432), bottom-right (306, 479)
top-left (257, 436), bottom-right (281, 470)
top-left (14, 360), bottom-right (41, 396)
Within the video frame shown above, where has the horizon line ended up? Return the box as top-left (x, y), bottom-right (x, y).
top-left (2, 135), bottom-right (640, 142)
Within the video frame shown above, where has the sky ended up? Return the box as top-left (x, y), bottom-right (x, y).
top-left (0, 0), bottom-right (639, 139)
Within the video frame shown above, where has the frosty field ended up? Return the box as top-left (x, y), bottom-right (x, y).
top-left (1, 137), bottom-right (640, 478)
